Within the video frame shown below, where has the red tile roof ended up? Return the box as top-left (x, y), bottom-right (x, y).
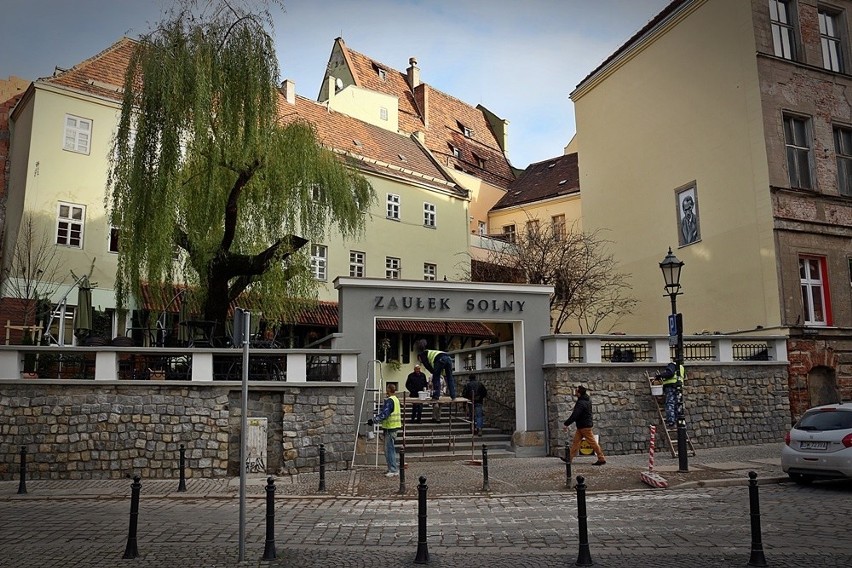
top-left (492, 152), bottom-right (579, 210)
top-left (376, 318), bottom-right (496, 339)
top-left (44, 37), bottom-right (137, 101)
top-left (332, 39), bottom-right (515, 188)
top-left (280, 94), bottom-right (462, 194)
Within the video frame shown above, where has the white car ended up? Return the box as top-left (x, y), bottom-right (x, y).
top-left (781, 402), bottom-right (852, 484)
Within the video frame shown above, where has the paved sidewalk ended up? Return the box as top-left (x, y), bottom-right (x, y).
top-left (1, 443), bottom-right (786, 500)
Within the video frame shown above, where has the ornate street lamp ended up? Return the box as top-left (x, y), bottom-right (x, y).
top-left (659, 247), bottom-right (688, 472)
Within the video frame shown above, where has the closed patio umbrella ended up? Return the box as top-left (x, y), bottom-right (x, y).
top-left (178, 291), bottom-right (190, 345)
top-left (74, 276), bottom-right (93, 341)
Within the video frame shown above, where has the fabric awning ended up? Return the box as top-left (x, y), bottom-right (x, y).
top-left (376, 319), bottom-right (496, 339)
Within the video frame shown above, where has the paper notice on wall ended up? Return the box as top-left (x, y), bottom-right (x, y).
top-left (246, 417), bottom-right (268, 474)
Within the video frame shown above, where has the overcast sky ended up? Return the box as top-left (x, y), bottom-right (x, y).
top-left (1, 0), bottom-right (671, 169)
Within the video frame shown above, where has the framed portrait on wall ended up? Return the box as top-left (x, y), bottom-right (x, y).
top-left (675, 183), bottom-right (700, 247)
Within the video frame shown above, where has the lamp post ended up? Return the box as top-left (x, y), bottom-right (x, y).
top-left (659, 247), bottom-right (688, 473)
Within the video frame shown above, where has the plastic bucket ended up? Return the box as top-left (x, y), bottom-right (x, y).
top-left (418, 391), bottom-right (429, 400)
top-left (650, 384), bottom-right (663, 396)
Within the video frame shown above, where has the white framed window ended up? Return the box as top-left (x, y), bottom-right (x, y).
top-left (552, 214), bottom-right (566, 240)
top-left (819, 8), bottom-right (844, 72)
top-left (311, 244), bottom-right (328, 281)
top-left (769, 0), bottom-right (797, 60)
top-left (834, 125), bottom-right (852, 196)
top-left (56, 202), bottom-right (85, 248)
top-left (108, 226), bottom-right (120, 253)
top-left (349, 251), bottom-right (365, 278)
top-left (424, 263), bottom-right (437, 281)
top-left (450, 144), bottom-right (461, 158)
top-left (800, 256), bottom-right (830, 326)
top-left (784, 114), bottom-right (813, 189)
top-left (423, 202), bottom-right (436, 228)
top-left (478, 221), bottom-right (487, 236)
top-left (380, 107), bottom-right (388, 121)
top-left (63, 114), bottom-right (92, 154)
top-left (386, 193), bottom-right (400, 220)
top-left (385, 256), bottom-right (401, 279)
top-left (502, 224), bottom-right (516, 243)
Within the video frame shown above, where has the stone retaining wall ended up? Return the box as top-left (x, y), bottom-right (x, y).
top-left (0, 381), bottom-right (354, 480)
top-left (545, 364), bottom-right (790, 456)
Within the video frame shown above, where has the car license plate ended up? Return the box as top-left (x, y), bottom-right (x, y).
top-left (800, 441), bottom-right (828, 450)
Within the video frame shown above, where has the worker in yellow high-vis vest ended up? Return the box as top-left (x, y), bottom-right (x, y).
top-left (654, 361), bottom-right (686, 427)
top-left (368, 383), bottom-right (402, 477)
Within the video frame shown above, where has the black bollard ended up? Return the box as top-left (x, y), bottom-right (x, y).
top-left (575, 475), bottom-right (593, 566)
top-left (122, 475), bottom-right (141, 559)
top-left (746, 471), bottom-right (767, 567)
top-left (17, 446), bottom-right (27, 495)
top-left (262, 476), bottom-right (277, 561)
top-left (318, 444), bottom-right (326, 493)
top-left (414, 476), bottom-right (429, 564)
top-left (565, 440), bottom-right (573, 488)
top-left (177, 444), bottom-right (187, 492)
top-left (398, 448), bottom-right (406, 495)
top-left (481, 444), bottom-right (490, 492)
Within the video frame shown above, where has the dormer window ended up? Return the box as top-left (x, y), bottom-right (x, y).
top-left (473, 152), bottom-right (486, 168)
top-left (449, 144), bottom-right (461, 158)
top-left (457, 121), bottom-right (473, 138)
top-left (373, 64), bottom-right (387, 80)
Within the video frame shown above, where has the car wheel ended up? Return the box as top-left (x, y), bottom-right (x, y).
top-left (788, 473), bottom-right (814, 485)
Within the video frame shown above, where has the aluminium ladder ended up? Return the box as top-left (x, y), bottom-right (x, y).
top-left (647, 373), bottom-right (696, 459)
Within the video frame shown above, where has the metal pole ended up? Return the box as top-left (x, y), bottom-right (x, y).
top-left (398, 448), bottom-right (406, 495)
top-left (262, 476), bottom-right (277, 561)
top-left (318, 444), bottom-right (326, 492)
top-left (747, 471), bottom-right (767, 567)
top-left (575, 475), bottom-right (593, 566)
top-left (177, 444), bottom-right (187, 492)
top-left (238, 310), bottom-right (250, 562)
top-left (481, 444), bottom-right (490, 492)
top-left (671, 294), bottom-right (689, 472)
top-left (122, 475), bottom-right (141, 559)
top-left (414, 476), bottom-right (429, 564)
top-left (17, 446), bottom-right (27, 495)
top-left (565, 439), bottom-right (572, 488)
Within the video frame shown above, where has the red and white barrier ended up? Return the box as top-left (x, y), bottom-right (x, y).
top-left (640, 424), bottom-right (668, 488)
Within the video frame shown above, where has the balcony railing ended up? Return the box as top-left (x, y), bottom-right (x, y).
top-left (0, 345), bottom-right (359, 383)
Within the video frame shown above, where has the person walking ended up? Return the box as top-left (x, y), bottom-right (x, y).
top-left (654, 360), bottom-right (686, 428)
top-left (415, 339), bottom-right (457, 400)
top-left (562, 385), bottom-right (606, 465)
top-left (405, 364), bottom-right (428, 423)
top-left (462, 374), bottom-right (487, 435)
top-left (368, 383), bottom-right (402, 477)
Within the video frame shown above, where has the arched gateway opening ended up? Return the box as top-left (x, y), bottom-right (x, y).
top-left (334, 277), bottom-right (554, 457)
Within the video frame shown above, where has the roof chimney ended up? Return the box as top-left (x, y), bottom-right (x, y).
top-left (280, 79), bottom-right (296, 105)
top-left (407, 57), bottom-right (420, 89)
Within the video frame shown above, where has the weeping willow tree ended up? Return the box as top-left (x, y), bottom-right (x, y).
top-left (107, 1), bottom-right (374, 333)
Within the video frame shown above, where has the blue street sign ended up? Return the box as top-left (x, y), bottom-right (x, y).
top-left (668, 314), bottom-right (678, 337)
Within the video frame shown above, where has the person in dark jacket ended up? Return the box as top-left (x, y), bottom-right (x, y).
top-left (405, 364), bottom-right (428, 423)
top-left (562, 385), bottom-right (606, 465)
top-left (461, 374), bottom-right (487, 435)
top-left (414, 339), bottom-right (456, 400)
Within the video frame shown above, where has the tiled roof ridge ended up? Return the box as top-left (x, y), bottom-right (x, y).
top-left (341, 43), bottom-right (501, 129)
top-left (45, 36), bottom-right (138, 84)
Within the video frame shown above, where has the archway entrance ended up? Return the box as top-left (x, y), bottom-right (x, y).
top-left (334, 277), bottom-right (554, 456)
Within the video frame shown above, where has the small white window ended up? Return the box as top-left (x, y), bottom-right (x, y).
top-left (311, 244), bottom-right (328, 281)
top-left (64, 114), bottom-right (92, 154)
top-left (502, 224), bottom-right (516, 243)
top-left (423, 202), bottom-right (436, 228)
top-left (349, 251), bottom-right (365, 278)
top-left (478, 221), bottom-right (486, 236)
top-left (386, 194), bottom-right (400, 220)
top-left (380, 107), bottom-right (388, 121)
top-left (450, 144), bottom-right (461, 158)
top-left (800, 256), bottom-right (830, 325)
top-left (385, 256), bottom-right (401, 279)
top-left (424, 263), bottom-right (436, 281)
top-left (377, 68), bottom-right (387, 80)
top-left (56, 202), bottom-right (85, 248)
